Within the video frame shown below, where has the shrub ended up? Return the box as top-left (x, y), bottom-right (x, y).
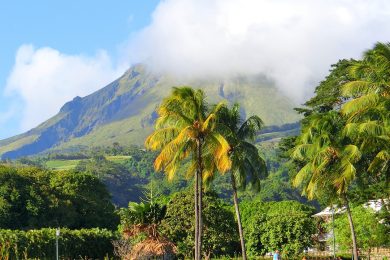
top-left (242, 200), bottom-right (316, 258)
top-left (0, 228), bottom-right (119, 259)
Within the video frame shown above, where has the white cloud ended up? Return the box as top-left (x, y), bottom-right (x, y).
top-left (5, 0), bottom-right (390, 134)
top-left (126, 0), bottom-right (390, 101)
top-left (5, 45), bottom-right (123, 131)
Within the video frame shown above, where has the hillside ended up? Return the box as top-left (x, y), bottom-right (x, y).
top-left (0, 64), bottom-right (300, 159)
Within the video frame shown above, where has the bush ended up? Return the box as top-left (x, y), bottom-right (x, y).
top-left (161, 190), bottom-right (239, 259)
top-left (0, 228), bottom-right (119, 259)
top-left (0, 165), bottom-right (119, 229)
top-left (242, 200), bottom-right (316, 258)
top-left (333, 205), bottom-right (389, 251)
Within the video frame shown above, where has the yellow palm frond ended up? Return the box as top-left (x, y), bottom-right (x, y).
top-left (211, 133), bottom-right (232, 173)
top-left (292, 163), bottom-right (312, 187)
top-left (201, 113), bottom-right (216, 132)
top-left (145, 127), bottom-right (179, 150)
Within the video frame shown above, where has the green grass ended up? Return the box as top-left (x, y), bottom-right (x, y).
top-left (45, 156), bottom-right (132, 170)
top-left (105, 155), bottom-right (131, 163)
top-left (45, 160), bottom-right (81, 170)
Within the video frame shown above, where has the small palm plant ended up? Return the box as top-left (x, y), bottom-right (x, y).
top-left (118, 199), bottom-right (176, 260)
top-left (119, 201), bottom-right (167, 238)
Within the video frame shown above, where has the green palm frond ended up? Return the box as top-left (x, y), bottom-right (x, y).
top-left (216, 103), bottom-right (267, 192)
top-left (341, 93), bottom-right (380, 119)
top-left (291, 144), bottom-right (313, 161)
top-left (292, 163), bottom-right (312, 188)
top-left (342, 145), bottom-right (362, 162)
top-left (368, 150), bottom-right (390, 173)
top-left (358, 121), bottom-right (386, 136)
top-left (343, 123), bottom-right (359, 137)
top-left (237, 115), bottom-right (264, 140)
top-left (342, 80), bottom-right (371, 97)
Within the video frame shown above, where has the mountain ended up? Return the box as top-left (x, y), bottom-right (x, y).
top-left (0, 64), bottom-right (300, 159)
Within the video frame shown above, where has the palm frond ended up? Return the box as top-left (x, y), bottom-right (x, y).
top-left (358, 121), bottom-right (386, 136)
top-left (341, 93), bottom-right (380, 119)
top-left (292, 163), bottom-right (312, 188)
top-left (291, 144), bottom-right (313, 161)
top-left (341, 80), bottom-right (371, 97)
top-left (237, 115), bottom-right (264, 140)
top-left (368, 150), bottom-right (390, 173)
top-left (145, 127), bottom-right (179, 150)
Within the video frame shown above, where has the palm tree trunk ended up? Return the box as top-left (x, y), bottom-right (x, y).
top-left (198, 166), bottom-right (203, 259)
top-left (195, 139), bottom-right (203, 260)
top-left (343, 194), bottom-right (358, 260)
top-left (194, 165), bottom-right (199, 260)
top-left (231, 173), bottom-right (247, 260)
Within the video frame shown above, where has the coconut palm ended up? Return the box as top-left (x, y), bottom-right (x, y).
top-left (341, 42), bottom-right (390, 179)
top-left (291, 111), bottom-right (361, 260)
top-left (217, 104), bottom-right (267, 260)
top-left (145, 87), bottom-right (231, 260)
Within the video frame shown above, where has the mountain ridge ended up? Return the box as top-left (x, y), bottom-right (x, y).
top-left (0, 64), bottom-right (300, 159)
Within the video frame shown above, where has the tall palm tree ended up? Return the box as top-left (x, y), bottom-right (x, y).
top-left (217, 104), bottom-right (267, 260)
top-left (145, 87), bottom-right (231, 260)
top-left (291, 111), bottom-right (361, 260)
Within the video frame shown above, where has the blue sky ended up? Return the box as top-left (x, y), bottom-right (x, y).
top-left (0, 0), bottom-right (159, 139)
top-left (1, 0), bottom-right (389, 140)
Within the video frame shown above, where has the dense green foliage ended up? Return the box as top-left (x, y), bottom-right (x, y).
top-left (0, 228), bottom-right (118, 259)
top-left (241, 200), bottom-right (316, 258)
top-left (75, 154), bottom-right (146, 206)
top-left (0, 165), bottom-right (118, 229)
top-left (10, 140), bottom-right (310, 210)
top-left (161, 190), bottom-right (238, 259)
top-left (333, 206), bottom-right (389, 251)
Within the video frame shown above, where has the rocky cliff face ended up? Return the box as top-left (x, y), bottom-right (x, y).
top-left (0, 64), bottom-right (300, 159)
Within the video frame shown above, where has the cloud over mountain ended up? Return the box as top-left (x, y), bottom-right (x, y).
top-left (4, 0), bottom-right (390, 134)
top-left (127, 0), bottom-right (390, 101)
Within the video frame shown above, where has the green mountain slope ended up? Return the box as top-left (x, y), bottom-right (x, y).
top-left (0, 64), bottom-right (300, 159)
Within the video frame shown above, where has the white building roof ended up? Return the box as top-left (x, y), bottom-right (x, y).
top-left (312, 206), bottom-right (345, 218)
top-left (313, 199), bottom-right (388, 218)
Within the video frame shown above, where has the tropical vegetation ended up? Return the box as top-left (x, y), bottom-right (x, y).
top-left (289, 42), bottom-right (390, 259)
top-left (217, 103), bottom-right (267, 259)
top-left (145, 87), bottom-right (231, 260)
top-left (0, 42), bottom-right (389, 259)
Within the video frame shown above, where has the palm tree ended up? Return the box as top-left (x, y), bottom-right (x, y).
top-left (291, 111), bottom-right (361, 260)
top-left (145, 87), bottom-right (231, 260)
top-left (217, 104), bottom-right (267, 260)
top-left (341, 42), bottom-right (390, 180)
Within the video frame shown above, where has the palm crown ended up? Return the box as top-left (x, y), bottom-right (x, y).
top-left (217, 103), bottom-right (267, 190)
top-left (145, 87), bottom-right (231, 180)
